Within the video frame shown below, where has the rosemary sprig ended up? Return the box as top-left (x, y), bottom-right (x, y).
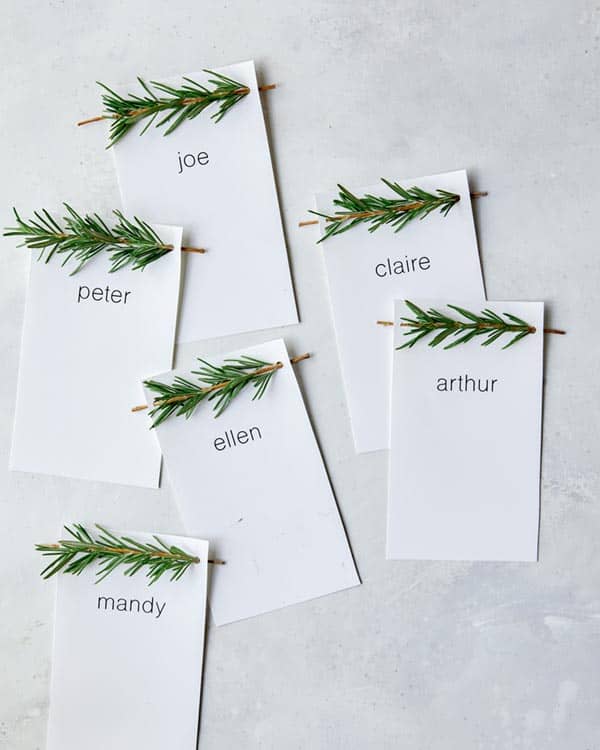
top-left (3, 204), bottom-right (201, 274)
top-left (36, 524), bottom-right (206, 584)
top-left (135, 353), bottom-right (310, 428)
top-left (396, 301), bottom-right (540, 350)
top-left (141, 356), bottom-right (282, 428)
top-left (310, 180), bottom-right (461, 242)
top-left (84, 70), bottom-right (250, 147)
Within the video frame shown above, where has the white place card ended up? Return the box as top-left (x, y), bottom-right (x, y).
top-left (315, 169), bottom-right (484, 453)
top-left (46, 529), bottom-right (209, 750)
top-left (387, 299), bottom-right (544, 561)
top-left (10, 225), bottom-right (181, 487)
top-left (145, 339), bottom-right (360, 625)
top-left (113, 60), bottom-right (298, 343)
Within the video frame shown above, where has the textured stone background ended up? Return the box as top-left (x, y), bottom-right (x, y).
top-left (1, 1), bottom-right (598, 748)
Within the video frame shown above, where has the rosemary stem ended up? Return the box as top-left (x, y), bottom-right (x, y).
top-left (376, 320), bottom-right (565, 335)
top-left (132, 353), bottom-right (310, 413)
top-left (77, 83), bottom-right (276, 127)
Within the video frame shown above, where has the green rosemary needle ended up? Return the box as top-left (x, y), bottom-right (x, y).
top-left (35, 524), bottom-right (215, 585)
top-left (4, 204), bottom-right (203, 274)
top-left (309, 180), bottom-right (461, 242)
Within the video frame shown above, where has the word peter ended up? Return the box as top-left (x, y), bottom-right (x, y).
top-left (77, 285), bottom-right (132, 304)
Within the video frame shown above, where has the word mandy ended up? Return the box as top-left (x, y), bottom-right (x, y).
top-left (177, 150), bottom-right (209, 174)
top-left (375, 255), bottom-right (431, 278)
top-left (97, 595), bottom-right (166, 619)
top-left (436, 374), bottom-right (498, 393)
top-left (77, 285), bottom-right (132, 304)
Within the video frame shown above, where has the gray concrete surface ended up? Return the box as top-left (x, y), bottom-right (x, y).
top-left (1, 1), bottom-right (598, 748)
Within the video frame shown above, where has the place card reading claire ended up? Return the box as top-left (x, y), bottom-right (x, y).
top-left (10, 225), bottom-right (181, 487)
top-left (315, 169), bottom-right (484, 453)
top-left (387, 299), bottom-right (544, 561)
top-left (146, 339), bottom-right (360, 625)
top-left (113, 60), bottom-right (297, 343)
top-left (46, 530), bottom-right (209, 750)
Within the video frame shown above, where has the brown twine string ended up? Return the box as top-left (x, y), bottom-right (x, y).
top-left (299, 191), bottom-right (489, 227)
top-left (77, 84), bottom-right (277, 127)
top-left (132, 352), bottom-right (311, 413)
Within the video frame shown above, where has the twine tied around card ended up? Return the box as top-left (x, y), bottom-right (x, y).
top-left (133, 353), bottom-right (311, 428)
top-left (378, 302), bottom-right (566, 350)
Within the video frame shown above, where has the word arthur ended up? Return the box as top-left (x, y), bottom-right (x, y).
top-left (214, 426), bottom-right (262, 451)
top-left (177, 150), bottom-right (209, 174)
top-left (436, 374), bottom-right (498, 393)
top-left (375, 255), bottom-right (431, 278)
top-left (77, 285), bottom-right (132, 304)
top-left (97, 595), bottom-right (166, 619)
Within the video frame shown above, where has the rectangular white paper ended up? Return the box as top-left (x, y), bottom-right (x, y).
top-left (387, 299), bottom-right (544, 561)
top-left (315, 170), bottom-right (485, 453)
top-left (113, 60), bottom-right (298, 343)
top-left (46, 528), bottom-right (209, 750)
top-left (10, 225), bottom-right (181, 487)
top-left (146, 339), bottom-right (359, 625)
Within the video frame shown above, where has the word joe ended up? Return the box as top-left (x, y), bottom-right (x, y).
top-left (177, 150), bottom-right (209, 174)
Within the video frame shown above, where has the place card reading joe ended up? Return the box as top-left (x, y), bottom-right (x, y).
top-left (113, 60), bottom-right (298, 343)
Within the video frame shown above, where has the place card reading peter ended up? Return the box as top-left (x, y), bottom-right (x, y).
top-left (387, 299), bottom-right (544, 561)
top-left (113, 60), bottom-right (297, 343)
top-left (46, 529), bottom-right (209, 750)
top-left (10, 226), bottom-right (181, 487)
top-left (315, 170), bottom-right (484, 453)
top-left (146, 339), bottom-right (359, 625)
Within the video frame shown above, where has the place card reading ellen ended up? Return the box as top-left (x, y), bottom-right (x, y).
top-left (10, 226), bottom-right (181, 487)
top-left (46, 529), bottom-right (209, 750)
top-left (387, 299), bottom-right (544, 561)
top-left (315, 170), bottom-right (484, 453)
top-left (113, 60), bottom-right (297, 343)
top-left (145, 339), bottom-right (359, 625)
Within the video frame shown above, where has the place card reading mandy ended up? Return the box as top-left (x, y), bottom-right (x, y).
top-left (315, 170), bottom-right (484, 453)
top-left (145, 339), bottom-right (359, 625)
top-left (46, 530), bottom-right (209, 750)
top-left (387, 299), bottom-right (544, 561)
top-left (113, 60), bottom-right (297, 343)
